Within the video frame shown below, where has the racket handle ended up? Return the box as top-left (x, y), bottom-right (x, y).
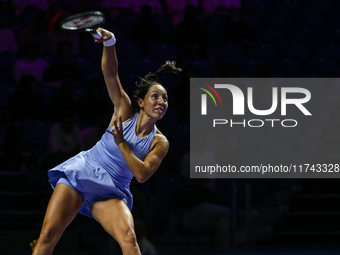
top-left (86, 28), bottom-right (102, 39)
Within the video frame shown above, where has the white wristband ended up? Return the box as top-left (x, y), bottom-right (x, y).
top-left (103, 33), bottom-right (116, 47)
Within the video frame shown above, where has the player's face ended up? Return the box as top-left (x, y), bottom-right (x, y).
top-left (140, 84), bottom-right (168, 120)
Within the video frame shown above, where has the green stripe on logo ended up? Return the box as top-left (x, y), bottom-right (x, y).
top-left (199, 87), bottom-right (217, 106)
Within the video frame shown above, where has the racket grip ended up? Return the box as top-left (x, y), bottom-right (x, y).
top-left (86, 28), bottom-right (102, 39)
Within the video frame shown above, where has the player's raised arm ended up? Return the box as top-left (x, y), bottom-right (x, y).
top-left (95, 28), bottom-right (133, 118)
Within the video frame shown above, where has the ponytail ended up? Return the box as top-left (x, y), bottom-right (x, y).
top-left (132, 60), bottom-right (182, 110)
top-left (155, 60), bottom-right (182, 76)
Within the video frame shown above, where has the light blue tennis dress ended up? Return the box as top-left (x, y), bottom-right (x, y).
top-left (48, 113), bottom-right (157, 218)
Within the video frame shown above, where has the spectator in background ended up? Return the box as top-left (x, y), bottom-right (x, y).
top-left (174, 5), bottom-right (209, 61)
top-left (5, 75), bottom-right (45, 161)
top-left (76, 79), bottom-right (110, 126)
top-left (130, 179), bottom-right (158, 255)
top-left (44, 40), bottom-right (82, 85)
top-left (47, 111), bottom-right (82, 157)
top-left (171, 179), bottom-right (230, 249)
top-left (39, 82), bottom-right (82, 173)
top-left (0, 15), bottom-right (18, 53)
top-left (11, 0), bottom-right (49, 13)
top-left (39, 110), bottom-right (82, 176)
top-left (0, 0), bottom-right (16, 27)
top-left (131, 5), bottom-right (163, 55)
top-left (47, 1), bottom-right (61, 23)
top-left (78, 79), bottom-right (111, 151)
top-left (7, 75), bottom-right (44, 122)
top-left (48, 11), bottom-right (80, 54)
top-left (225, 6), bottom-right (254, 46)
top-left (73, 0), bottom-right (99, 14)
top-left (13, 41), bottom-right (49, 84)
top-left (47, 82), bottom-right (78, 122)
top-left (202, 0), bottom-right (241, 15)
top-left (81, 116), bottom-right (110, 151)
top-left (18, 13), bottom-right (50, 53)
top-left (100, 0), bottom-right (134, 19)
top-left (134, 0), bottom-right (163, 14)
top-left (172, 179), bottom-right (217, 218)
top-left (166, 0), bottom-right (199, 25)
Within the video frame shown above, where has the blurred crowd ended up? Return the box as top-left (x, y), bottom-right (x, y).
top-left (0, 0), bottom-right (253, 185)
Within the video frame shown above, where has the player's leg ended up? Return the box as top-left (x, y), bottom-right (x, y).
top-left (32, 183), bottom-right (82, 255)
top-left (91, 198), bottom-right (141, 255)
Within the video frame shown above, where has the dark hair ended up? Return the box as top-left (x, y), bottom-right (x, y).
top-left (132, 60), bottom-right (182, 111)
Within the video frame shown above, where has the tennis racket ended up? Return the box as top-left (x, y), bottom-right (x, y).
top-left (60, 11), bottom-right (105, 39)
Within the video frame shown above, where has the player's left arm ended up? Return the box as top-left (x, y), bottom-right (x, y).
top-left (118, 134), bottom-right (169, 183)
top-left (106, 119), bottom-right (169, 183)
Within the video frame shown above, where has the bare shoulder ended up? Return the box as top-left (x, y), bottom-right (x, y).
top-left (155, 128), bottom-right (169, 143)
top-left (151, 129), bottom-right (169, 151)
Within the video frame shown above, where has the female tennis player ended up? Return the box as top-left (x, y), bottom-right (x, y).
top-left (32, 27), bottom-right (181, 255)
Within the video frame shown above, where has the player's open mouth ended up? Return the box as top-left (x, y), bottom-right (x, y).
top-left (155, 108), bottom-right (164, 112)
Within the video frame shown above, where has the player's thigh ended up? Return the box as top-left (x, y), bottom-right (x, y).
top-left (91, 198), bottom-right (136, 242)
top-left (42, 183), bottom-right (83, 233)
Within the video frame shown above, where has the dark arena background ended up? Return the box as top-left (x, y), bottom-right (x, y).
top-left (1, 0), bottom-right (340, 254)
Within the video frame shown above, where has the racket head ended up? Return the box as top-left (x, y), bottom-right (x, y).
top-left (60, 11), bottom-right (106, 32)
